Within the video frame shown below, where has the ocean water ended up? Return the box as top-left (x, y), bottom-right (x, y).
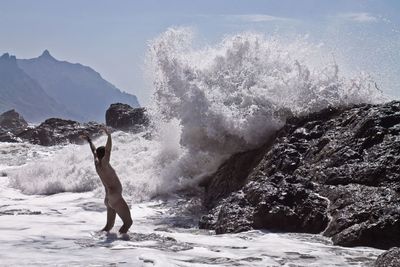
top-left (0, 141), bottom-right (383, 266)
top-left (0, 28), bottom-right (387, 266)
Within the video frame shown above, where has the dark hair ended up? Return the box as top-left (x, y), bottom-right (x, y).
top-left (96, 146), bottom-right (105, 160)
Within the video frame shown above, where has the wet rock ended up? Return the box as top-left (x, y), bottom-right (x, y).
top-left (17, 118), bottom-right (103, 146)
top-left (105, 103), bottom-right (149, 132)
top-left (200, 101), bottom-right (400, 249)
top-left (0, 109), bottom-right (28, 142)
top-left (375, 247), bottom-right (400, 267)
top-left (201, 143), bottom-right (271, 210)
top-left (200, 175), bottom-right (329, 234)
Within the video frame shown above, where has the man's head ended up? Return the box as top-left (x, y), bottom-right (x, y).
top-left (96, 146), bottom-right (105, 160)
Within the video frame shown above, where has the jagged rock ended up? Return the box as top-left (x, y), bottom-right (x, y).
top-left (200, 174), bottom-right (329, 234)
top-left (375, 247), bottom-right (400, 267)
top-left (200, 101), bottom-right (400, 250)
top-left (105, 103), bottom-right (149, 132)
top-left (201, 143), bottom-right (272, 210)
top-left (17, 118), bottom-right (103, 146)
top-left (0, 109), bottom-right (28, 142)
top-left (0, 109), bottom-right (28, 132)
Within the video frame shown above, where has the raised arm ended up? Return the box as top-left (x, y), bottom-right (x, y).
top-left (103, 127), bottom-right (112, 163)
top-left (88, 138), bottom-right (97, 156)
top-left (80, 134), bottom-right (97, 158)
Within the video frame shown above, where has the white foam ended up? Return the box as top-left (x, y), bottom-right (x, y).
top-left (145, 28), bottom-right (386, 192)
top-left (0, 174), bottom-right (383, 266)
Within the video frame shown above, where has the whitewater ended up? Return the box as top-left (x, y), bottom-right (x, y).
top-left (0, 28), bottom-right (387, 266)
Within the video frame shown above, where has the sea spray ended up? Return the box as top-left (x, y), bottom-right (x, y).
top-left (9, 28), bottom-right (385, 200)
top-left (145, 27), bottom-right (386, 192)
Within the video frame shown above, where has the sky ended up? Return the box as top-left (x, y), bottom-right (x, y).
top-left (0, 0), bottom-right (399, 105)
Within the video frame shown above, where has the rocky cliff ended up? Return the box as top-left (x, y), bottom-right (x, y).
top-left (200, 101), bottom-right (400, 250)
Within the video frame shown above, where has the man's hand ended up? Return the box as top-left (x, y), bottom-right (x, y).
top-left (101, 126), bottom-right (110, 135)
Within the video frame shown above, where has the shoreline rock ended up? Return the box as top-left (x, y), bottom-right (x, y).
top-left (0, 109), bottom-right (28, 142)
top-left (200, 101), bottom-right (400, 250)
top-left (375, 247), bottom-right (400, 266)
top-left (0, 103), bottom-right (150, 146)
top-left (16, 118), bottom-right (104, 146)
top-left (105, 103), bottom-right (149, 132)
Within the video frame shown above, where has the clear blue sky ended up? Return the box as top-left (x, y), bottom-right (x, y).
top-left (1, 0), bottom-right (399, 104)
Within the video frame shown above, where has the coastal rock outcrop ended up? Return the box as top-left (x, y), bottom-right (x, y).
top-left (105, 103), bottom-right (149, 132)
top-left (0, 103), bottom-right (149, 146)
top-left (17, 118), bottom-right (103, 146)
top-left (375, 247), bottom-right (400, 267)
top-left (0, 109), bottom-right (28, 142)
top-left (200, 101), bottom-right (400, 250)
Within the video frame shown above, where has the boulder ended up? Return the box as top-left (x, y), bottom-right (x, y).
top-left (17, 118), bottom-right (103, 146)
top-left (375, 247), bottom-right (400, 267)
top-left (200, 101), bottom-right (400, 249)
top-left (0, 109), bottom-right (28, 131)
top-left (105, 103), bottom-right (149, 132)
top-left (0, 109), bottom-right (28, 142)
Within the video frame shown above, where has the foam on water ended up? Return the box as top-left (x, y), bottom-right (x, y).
top-left (8, 28), bottom-right (386, 200)
top-left (8, 132), bottom-right (163, 200)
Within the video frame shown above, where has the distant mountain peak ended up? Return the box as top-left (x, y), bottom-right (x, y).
top-left (1, 53), bottom-right (10, 59)
top-left (16, 51), bottom-right (139, 122)
top-left (0, 53), bottom-right (17, 65)
top-left (39, 50), bottom-right (55, 60)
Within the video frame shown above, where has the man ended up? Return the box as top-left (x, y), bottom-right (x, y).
top-left (81, 127), bottom-right (133, 234)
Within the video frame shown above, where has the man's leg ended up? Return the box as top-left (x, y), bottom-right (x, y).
top-left (102, 197), bottom-right (116, 232)
top-left (109, 195), bottom-right (133, 233)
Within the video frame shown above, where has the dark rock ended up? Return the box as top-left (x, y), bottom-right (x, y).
top-left (200, 101), bottom-right (400, 249)
top-left (200, 140), bottom-right (273, 209)
top-left (375, 247), bottom-right (400, 267)
top-left (17, 118), bottom-right (103, 146)
top-left (200, 174), bottom-right (329, 234)
top-left (105, 103), bottom-right (149, 132)
top-left (0, 109), bottom-right (28, 132)
top-left (0, 109), bottom-right (28, 142)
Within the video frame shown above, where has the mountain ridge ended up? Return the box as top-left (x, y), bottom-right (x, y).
top-left (0, 52), bottom-right (76, 122)
top-left (0, 50), bottom-right (139, 122)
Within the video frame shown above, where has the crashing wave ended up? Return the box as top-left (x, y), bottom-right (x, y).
top-left (10, 28), bottom-right (386, 199)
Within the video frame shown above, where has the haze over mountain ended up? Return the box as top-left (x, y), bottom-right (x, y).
top-left (17, 50), bottom-right (139, 122)
top-left (0, 50), bottom-right (139, 122)
top-left (0, 53), bottom-right (76, 122)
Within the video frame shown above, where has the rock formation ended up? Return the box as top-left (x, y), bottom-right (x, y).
top-left (105, 103), bottom-right (149, 132)
top-left (0, 109), bottom-right (28, 142)
top-left (375, 247), bottom-right (400, 267)
top-left (0, 103), bottom-right (150, 146)
top-left (16, 118), bottom-right (103, 146)
top-left (200, 101), bottom-right (400, 250)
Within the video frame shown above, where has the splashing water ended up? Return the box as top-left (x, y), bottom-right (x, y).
top-left (9, 28), bottom-right (386, 200)
top-left (145, 27), bottom-right (386, 192)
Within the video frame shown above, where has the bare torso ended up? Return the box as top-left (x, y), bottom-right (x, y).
top-left (95, 159), bottom-right (122, 199)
